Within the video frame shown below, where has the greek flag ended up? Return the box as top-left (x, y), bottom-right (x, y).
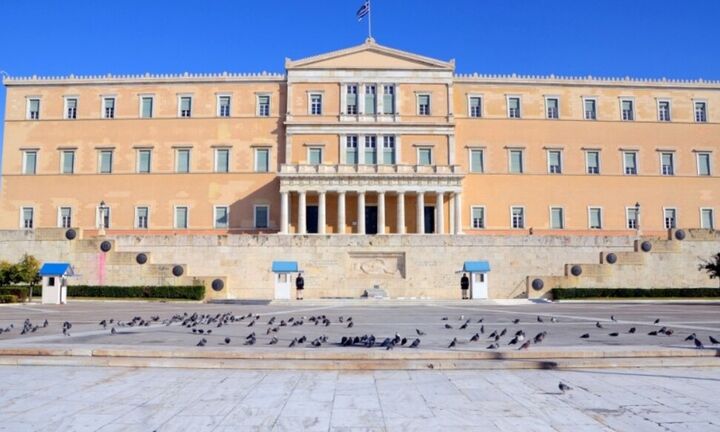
top-left (356, 0), bottom-right (370, 21)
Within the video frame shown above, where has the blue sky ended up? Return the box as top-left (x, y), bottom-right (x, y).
top-left (2, 0), bottom-right (720, 156)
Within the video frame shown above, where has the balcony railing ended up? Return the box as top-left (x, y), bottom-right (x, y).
top-left (280, 163), bottom-right (463, 175)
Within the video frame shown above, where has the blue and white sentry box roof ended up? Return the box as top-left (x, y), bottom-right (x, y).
top-left (271, 261), bottom-right (299, 273)
top-left (463, 261), bottom-right (491, 273)
top-left (39, 263), bottom-right (74, 277)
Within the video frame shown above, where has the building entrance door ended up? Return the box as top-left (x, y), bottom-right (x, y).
top-left (306, 205), bottom-right (319, 234)
top-left (424, 206), bottom-right (435, 234)
top-left (470, 272), bottom-right (488, 299)
top-left (365, 206), bottom-right (378, 234)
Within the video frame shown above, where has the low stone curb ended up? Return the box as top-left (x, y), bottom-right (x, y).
top-left (0, 345), bottom-right (717, 370)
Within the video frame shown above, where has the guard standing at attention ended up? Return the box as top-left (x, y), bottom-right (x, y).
top-left (296, 273), bottom-right (305, 300)
top-left (461, 273), bottom-right (470, 299)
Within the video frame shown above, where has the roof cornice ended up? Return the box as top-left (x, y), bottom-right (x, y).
top-left (2, 71), bottom-right (285, 86)
top-left (454, 73), bottom-right (720, 89)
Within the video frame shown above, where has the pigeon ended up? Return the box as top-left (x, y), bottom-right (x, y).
top-left (248, 320), bottom-right (255, 327)
top-left (244, 337), bottom-right (256, 346)
top-left (347, 321), bottom-right (354, 328)
top-left (401, 338), bottom-right (408, 346)
top-left (42, 320), bottom-right (48, 328)
top-left (609, 332), bottom-right (619, 337)
top-left (409, 338), bottom-right (421, 348)
top-left (196, 339), bottom-right (206, 347)
top-left (269, 336), bottom-right (278, 345)
top-left (444, 324), bottom-right (453, 329)
top-left (654, 318), bottom-right (660, 324)
top-left (110, 327), bottom-right (116, 335)
top-left (448, 338), bottom-right (457, 348)
top-left (499, 328), bottom-right (507, 337)
top-left (628, 327), bottom-right (636, 334)
top-left (512, 319), bottom-right (520, 324)
top-left (480, 325), bottom-right (485, 334)
top-left (537, 316), bottom-right (544, 323)
top-left (477, 318), bottom-right (484, 323)
top-left (518, 341), bottom-right (531, 350)
top-left (224, 337), bottom-right (231, 344)
top-left (470, 333), bottom-right (480, 342)
top-left (595, 322), bottom-right (603, 329)
top-left (550, 317), bottom-right (558, 323)
top-left (558, 382), bottom-right (572, 393)
top-left (488, 330), bottom-right (498, 339)
top-left (246, 332), bottom-right (256, 339)
top-left (685, 333), bottom-right (696, 341)
top-left (486, 342), bottom-right (499, 349)
top-left (533, 332), bottom-right (547, 344)
top-left (289, 338), bottom-right (297, 348)
top-left (416, 329), bottom-right (426, 336)
top-left (459, 321), bottom-right (469, 330)
top-left (441, 317), bottom-right (448, 321)
top-left (709, 336), bottom-right (720, 345)
top-left (580, 333), bottom-right (590, 339)
top-left (648, 330), bottom-right (659, 336)
top-left (611, 315), bottom-right (617, 322)
top-left (694, 338), bottom-right (704, 349)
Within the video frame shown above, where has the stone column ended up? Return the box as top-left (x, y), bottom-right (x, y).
top-left (454, 192), bottom-right (463, 235)
top-left (337, 191), bottom-right (346, 234)
top-left (448, 193), bottom-right (455, 235)
top-left (357, 192), bottom-right (366, 234)
top-left (377, 191), bottom-right (385, 234)
top-left (397, 192), bottom-right (406, 234)
top-left (298, 191), bottom-right (307, 235)
top-left (318, 191), bottom-right (326, 235)
top-left (416, 192), bottom-right (425, 234)
top-left (280, 191), bottom-right (289, 234)
top-left (436, 192), bottom-right (445, 234)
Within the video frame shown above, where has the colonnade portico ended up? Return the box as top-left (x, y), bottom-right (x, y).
top-left (279, 188), bottom-right (464, 235)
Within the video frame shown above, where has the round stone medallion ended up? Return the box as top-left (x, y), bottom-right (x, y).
top-left (531, 278), bottom-right (544, 291)
top-left (211, 279), bottom-right (225, 292)
top-left (100, 241), bottom-right (112, 252)
top-left (570, 265), bottom-right (583, 276)
top-left (172, 265), bottom-right (184, 277)
top-left (65, 229), bottom-right (77, 240)
top-left (606, 253), bottom-right (617, 264)
top-left (136, 253), bottom-right (148, 265)
top-left (641, 241), bottom-right (653, 252)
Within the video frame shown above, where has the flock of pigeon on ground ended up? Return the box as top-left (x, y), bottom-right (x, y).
top-left (1, 311), bottom-right (719, 351)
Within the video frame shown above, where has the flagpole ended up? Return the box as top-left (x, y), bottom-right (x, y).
top-left (368, 0), bottom-right (372, 39)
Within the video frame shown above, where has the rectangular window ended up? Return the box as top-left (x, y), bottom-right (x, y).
top-left (701, 208), bottom-right (714, 229)
top-left (418, 148), bottom-right (432, 166)
top-left (65, 98), bottom-right (77, 119)
top-left (99, 150), bottom-right (113, 174)
top-left (59, 207), bottom-right (72, 228)
top-left (21, 207), bottom-right (34, 229)
top-left (346, 84), bottom-right (358, 115)
top-left (23, 151), bottom-right (37, 175)
top-left (417, 94), bottom-right (430, 116)
top-left (310, 93), bottom-right (322, 115)
top-left (214, 206), bottom-right (229, 229)
top-left (98, 206), bottom-right (111, 229)
top-left (255, 148), bottom-right (269, 172)
top-left (550, 207), bottom-right (564, 229)
top-left (140, 96), bottom-right (154, 118)
top-left (136, 207), bottom-right (149, 229)
top-left (364, 136), bottom-right (377, 165)
top-left (257, 95), bottom-right (270, 116)
top-left (697, 152), bottom-right (711, 176)
top-left (382, 136), bottom-right (395, 164)
top-left (627, 207), bottom-right (639, 229)
top-left (137, 149), bottom-right (152, 173)
top-left (586, 151), bottom-right (600, 174)
top-left (364, 85), bottom-right (376, 115)
top-left (470, 149), bottom-right (484, 173)
top-left (511, 207), bottom-right (525, 229)
top-left (469, 96), bottom-right (482, 118)
top-left (546, 97), bottom-right (559, 119)
top-left (664, 208), bottom-right (677, 230)
top-left (658, 100), bottom-right (671, 122)
top-left (61, 150), bottom-right (75, 174)
top-left (103, 97), bottom-right (115, 119)
top-left (382, 85), bottom-right (395, 114)
top-left (176, 149), bottom-right (190, 173)
top-left (215, 149), bottom-right (229, 173)
top-left (179, 96), bottom-right (192, 117)
top-left (345, 136), bottom-right (358, 164)
top-left (218, 96), bottom-right (231, 117)
top-left (589, 207), bottom-right (602, 229)
top-left (27, 98), bottom-right (40, 120)
top-left (694, 101), bottom-right (707, 123)
top-left (621, 99), bottom-right (634, 121)
top-left (584, 98), bottom-right (597, 120)
top-left (308, 148), bottom-right (323, 165)
top-left (254, 205), bottom-right (269, 229)
top-left (661, 152), bottom-right (674, 176)
top-left (175, 207), bottom-right (188, 229)
top-left (471, 207), bottom-right (485, 229)
top-left (624, 151), bottom-right (637, 175)
top-left (509, 149), bottom-right (524, 173)
top-left (507, 97), bottom-right (521, 118)
top-left (548, 150), bottom-right (562, 174)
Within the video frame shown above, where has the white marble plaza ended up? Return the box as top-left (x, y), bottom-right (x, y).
top-left (0, 365), bottom-right (718, 432)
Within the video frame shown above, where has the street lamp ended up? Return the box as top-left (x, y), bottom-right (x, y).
top-left (98, 200), bottom-right (107, 236)
top-left (634, 202), bottom-right (641, 232)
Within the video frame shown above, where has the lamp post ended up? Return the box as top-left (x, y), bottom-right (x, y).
top-left (634, 202), bottom-right (641, 234)
top-left (98, 200), bottom-right (107, 236)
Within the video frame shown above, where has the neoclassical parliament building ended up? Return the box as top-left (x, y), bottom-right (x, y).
top-left (0, 39), bottom-right (718, 299)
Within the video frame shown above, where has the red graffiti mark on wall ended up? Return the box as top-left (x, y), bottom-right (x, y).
top-left (98, 252), bottom-right (106, 285)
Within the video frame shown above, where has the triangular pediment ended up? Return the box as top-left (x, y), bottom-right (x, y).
top-left (286, 38), bottom-right (454, 71)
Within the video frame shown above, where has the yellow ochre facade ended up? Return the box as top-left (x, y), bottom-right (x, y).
top-left (2, 39), bottom-right (719, 237)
